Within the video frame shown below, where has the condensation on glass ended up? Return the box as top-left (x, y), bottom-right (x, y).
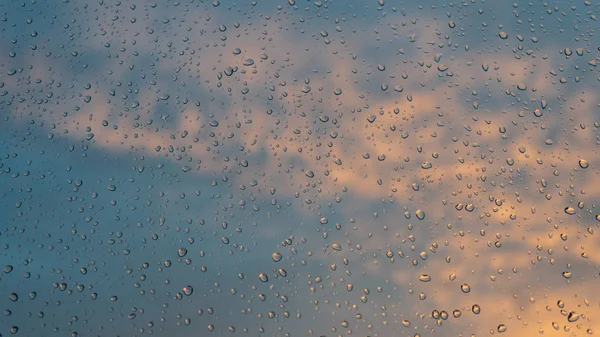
top-left (0, 0), bottom-right (599, 336)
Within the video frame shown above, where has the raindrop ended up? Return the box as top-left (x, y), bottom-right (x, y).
top-left (419, 274), bottom-right (432, 282)
top-left (272, 252), bottom-right (282, 262)
top-left (568, 312), bottom-right (580, 322)
top-left (177, 247), bottom-right (188, 257)
top-left (183, 286), bottom-right (194, 296)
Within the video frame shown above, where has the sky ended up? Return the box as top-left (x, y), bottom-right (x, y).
top-left (1, 0), bottom-right (600, 336)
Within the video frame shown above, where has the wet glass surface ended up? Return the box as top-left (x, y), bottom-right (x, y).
top-left (0, 0), bottom-right (599, 336)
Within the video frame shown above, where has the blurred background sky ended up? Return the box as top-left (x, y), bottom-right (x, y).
top-left (1, 0), bottom-right (599, 336)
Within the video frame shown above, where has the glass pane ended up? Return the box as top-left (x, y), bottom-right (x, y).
top-left (1, 0), bottom-right (598, 336)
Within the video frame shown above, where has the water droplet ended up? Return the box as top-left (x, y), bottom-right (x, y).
top-left (183, 286), bottom-right (194, 296)
top-left (568, 312), bottom-right (580, 322)
top-left (419, 274), bottom-right (432, 282)
top-left (272, 252), bottom-right (282, 262)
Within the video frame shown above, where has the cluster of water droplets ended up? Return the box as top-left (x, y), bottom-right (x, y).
top-left (1, 0), bottom-right (600, 336)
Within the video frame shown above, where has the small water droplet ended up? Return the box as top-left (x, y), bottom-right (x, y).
top-left (183, 286), bottom-right (194, 296)
top-left (568, 312), bottom-right (580, 322)
top-left (272, 252), bottom-right (282, 262)
top-left (419, 274), bottom-right (431, 282)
